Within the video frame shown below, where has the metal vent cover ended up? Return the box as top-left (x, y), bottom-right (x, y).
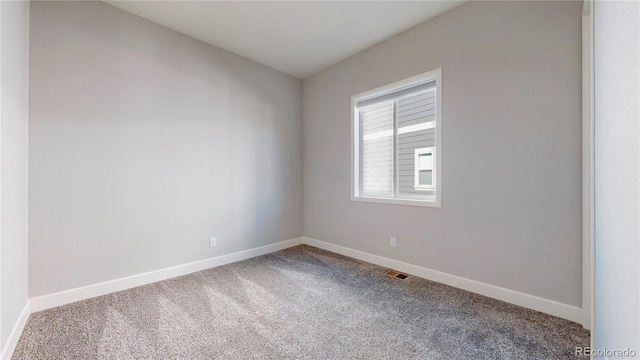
top-left (385, 269), bottom-right (409, 279)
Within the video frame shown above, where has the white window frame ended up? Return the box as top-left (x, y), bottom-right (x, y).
top-left (351, 68), bottom-right (442, 208)
top-left (414, 147), bottom-right (436, 190)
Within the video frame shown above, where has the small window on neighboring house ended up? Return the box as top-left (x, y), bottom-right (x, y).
top-left (415, 147), bottom-right (435, 190)
top-left (351, 68), bottom-right (442, 207)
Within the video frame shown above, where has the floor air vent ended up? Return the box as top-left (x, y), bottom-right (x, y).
top-left (385, 270), bottom-right (409, 279)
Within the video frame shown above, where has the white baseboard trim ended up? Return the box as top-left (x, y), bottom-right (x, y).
top-left (302, 237), bottom-right (586, 326)
top-left (25, 236), bottom-right (588, 328)
top-left (0, 301), bottom-right (31, 360)
top-left (30, 237), bottom-right (303, 312)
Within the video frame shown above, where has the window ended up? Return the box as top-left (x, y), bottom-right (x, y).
top-left (415, 147), bottom-right (435, 190)
top-left (351, 69), bottom-right (441, 207)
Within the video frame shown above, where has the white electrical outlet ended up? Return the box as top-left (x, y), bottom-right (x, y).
top-left (390, 237), bottom-right (397, 248)
top-left (209, 237), bottom-right (217, 247)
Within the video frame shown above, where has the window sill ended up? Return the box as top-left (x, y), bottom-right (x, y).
top-left (351, 195), bottom-right (441, 208)
top-left (413, 186), bottom-right (435, 191)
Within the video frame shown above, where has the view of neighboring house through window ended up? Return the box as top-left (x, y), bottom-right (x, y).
top-left (352, 69), bottom-right (441, 207)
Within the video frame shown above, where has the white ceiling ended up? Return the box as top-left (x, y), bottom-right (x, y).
top-left (105, 1), bottom-right (467, 79)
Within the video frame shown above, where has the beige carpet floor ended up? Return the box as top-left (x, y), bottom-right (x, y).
top-left (13, 245), bottom-right (589, 359)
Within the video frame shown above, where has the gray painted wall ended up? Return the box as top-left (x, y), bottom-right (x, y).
top-left (0, 0), bottom-right (30, 350)
top-left (303, 1), bottom-right (583, 306)
top-left (594, 0), bottom-right (640, 356)
top-left (29, 1), bottom-right (303, 297)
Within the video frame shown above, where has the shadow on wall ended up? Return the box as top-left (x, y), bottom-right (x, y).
top-left (28, 0), bottom-right (302, 298)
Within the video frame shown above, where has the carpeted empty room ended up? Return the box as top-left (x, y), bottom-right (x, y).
top-left (2, 0), bottom-right (640, 359)
top-left (13, 246), bottom-right (589, 359)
